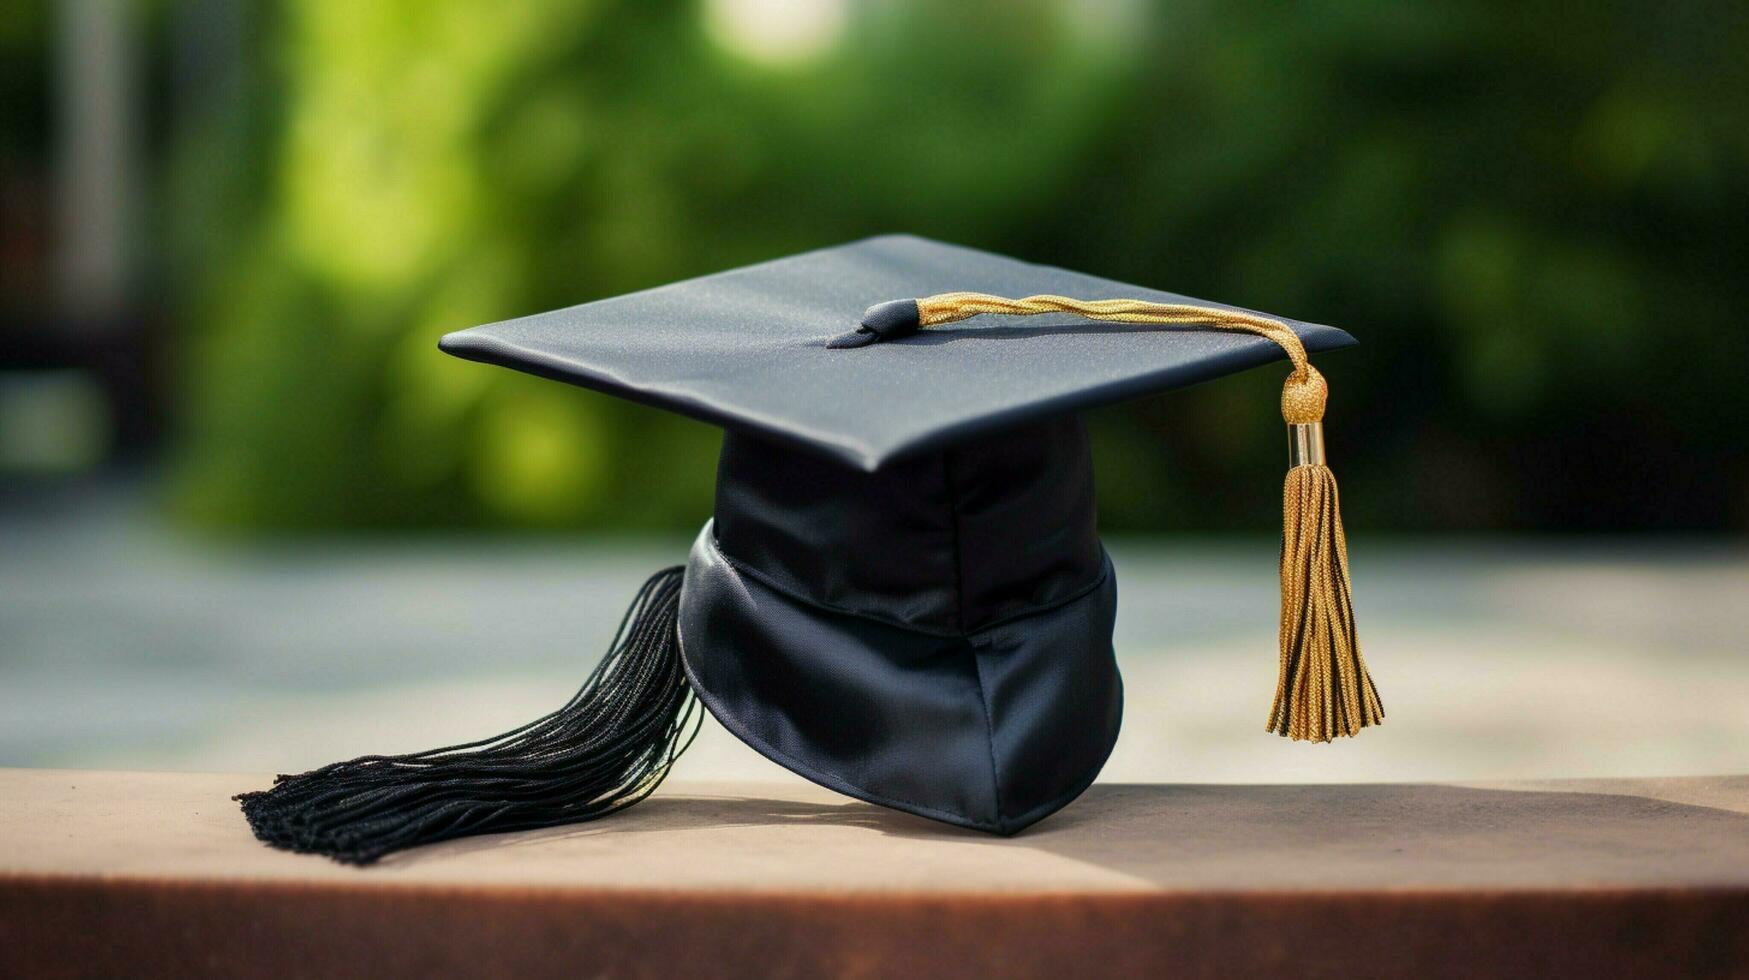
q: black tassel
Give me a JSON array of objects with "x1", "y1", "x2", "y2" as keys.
[{"x1": 236, "y1": 566, "x2": 698, "y2": 865}]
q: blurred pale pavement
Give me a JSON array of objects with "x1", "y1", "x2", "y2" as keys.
[{"x1": 4, "y1": 484, "x2": 1745, "y2": 786}]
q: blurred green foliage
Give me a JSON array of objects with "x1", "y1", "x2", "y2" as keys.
[{"x1": 162, "y1": 0, "x2": 1749, "y2": 532}]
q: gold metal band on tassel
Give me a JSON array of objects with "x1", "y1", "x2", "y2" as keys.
[{"x1": 1288, "y1": 422, "x2": 1325, "y2": 467}]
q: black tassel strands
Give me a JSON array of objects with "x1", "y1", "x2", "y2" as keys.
[{"x1": 236, "y1": 566, "x2": 698, "y2": 865}]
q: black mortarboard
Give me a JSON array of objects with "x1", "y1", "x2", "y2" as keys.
[
  {"x1": 238, "y1": 235, "x2": 1383, "y2": 863},
  {"x1": 435, "y1": 234, "x2": 1356, "y2": 471}
]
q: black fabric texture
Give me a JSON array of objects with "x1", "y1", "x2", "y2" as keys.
[
  {"x1": 678, "y1": 418, "x2": 1123, "y2": 834},
  {"x1": 711, "y1": 417, "x2": 1101, "y2": 635}
]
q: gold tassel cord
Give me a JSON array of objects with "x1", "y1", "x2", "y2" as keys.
[{"x1": 912, "y1": 292, "x2": 1383, "y2": 742}]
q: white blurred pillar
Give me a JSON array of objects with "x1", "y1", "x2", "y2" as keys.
[{"x1": 53, "y1": 0, "x2": 138, "y2": 327}]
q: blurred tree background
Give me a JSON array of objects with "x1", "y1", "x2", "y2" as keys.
[{"x1": 5, "y1": 0, "x2": 1747, "y2": 533}]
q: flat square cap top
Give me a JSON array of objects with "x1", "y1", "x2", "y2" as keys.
[{"x1": 440, "y1": 235, "x2": 1355, "y2": 470}]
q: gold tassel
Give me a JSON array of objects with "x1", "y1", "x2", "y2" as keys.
[
  {"x1": 851, "y1": 292, "x2": 1384, "y2": 741},
  {"x1": 1269, "y1": 368, "x2": 1382, "y2": 740}
]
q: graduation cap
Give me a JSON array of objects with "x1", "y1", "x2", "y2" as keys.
[{"x1": 237, "y1": 235, "x2": 1383, "y2": 863}]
